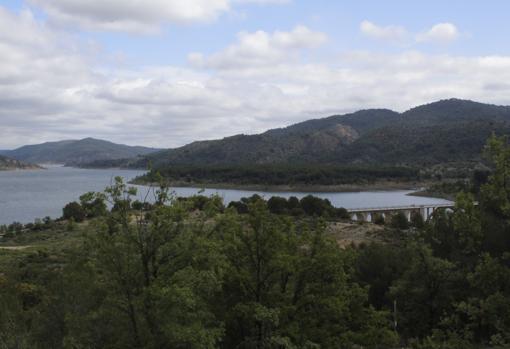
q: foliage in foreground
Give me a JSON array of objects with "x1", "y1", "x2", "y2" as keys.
[
  {"x1": 1, "y1": 135, "x2": 510, "y2": 348},
  {"x1": 0, "y1": 178, "x2": 396, "y2": 349}
]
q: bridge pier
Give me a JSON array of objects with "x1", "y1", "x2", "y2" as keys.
[
  {"x1": 351, "y1": 212, "x2": 368, "y2": 222},
  {"x1": 347, "y1": 203, "x2": 455, "y2": 224}
]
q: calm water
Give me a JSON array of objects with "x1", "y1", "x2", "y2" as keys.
[{"x1": 0, "y1": 166, "x2": 452, "y2": 225}]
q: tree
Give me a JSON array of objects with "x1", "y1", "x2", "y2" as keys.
[
  {"x1": 79, "y1": 192, "x2": 107, "y2": 218},
  {"x1": 389, "y1": 244, "x2": 458, "y2": 340},
  {"x1": 390, "y1": 212, "x2": 409, "y2": 230},
  {"x1": 372, "y1": 213, "x2": 385, "y2": 225},
  {"x1": 267, "y1": 196, "x2": 288, "y2": 215},
  {"x1": 411, "y1": 211, "x2": 425, "y2": 228},
  {"x1": 220, "y1": 201, "x2": 397, "y2": 348},
  {"x1": 62, "y1": 202, "x2": 86, "y2": 222},
  {"x1": 79, "y1": 177, "x2": 225, "y2": 348},
  {"x1": 480, "y1": 135, "x2": 510, "y2": 254},
  {"x1": 452, "y1": 192, "x2": 482, "y2": 257},
  {"x1": 299, "y1": 195, "x2": 332, "y2": 216}
]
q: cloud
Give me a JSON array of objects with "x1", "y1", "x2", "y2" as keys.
[
  {"x1": 189, "y1": 25, "x2": 327, "y2": 69},
  {"x1": 361, "y1": 20, "x2": 459, "y2": 45},
  {"x1": 1, "y1": 6, "x2": 509, "y2": 150},
  {"x1": 28, "y1": 0, "x2": 290, "y2": 33},
  {"x1": 29, "y1": 0, "x2": 231, "y2": 33},
  {"x1": 360, "y1": 20, "x2": 408, "y2": 42},
  {"x1": 416, "y1": 23, "x2": 459, "y2": 43}
]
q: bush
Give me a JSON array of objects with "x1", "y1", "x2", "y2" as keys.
[
  {"x1": 411, "y1": 212, "x2": 425, "y2": 228},
  {"x1": 372, "y1": 213, "x2": 385, "y2": 225},
  {"x1": 390, "y1": 212, "x2": 409, "y2": 230},
  {"x1": 228, "y1": 201, "x2": 249, "y2": 214},
  {"x1": 300, "y1": 195, "x2": 332, "y2": 216},
  {"x1": 334, "y1": 207, "x2": 350, "y2": 219},
  {"x1": 267, "y1": 197, "x2": 288, "y2": 215},
  {"x1": 62, "y1": 202, "x2": 86, "y2": 222},
  {"x1": 287, "y1": 196, "x2": 300, "y2": 210},
  {"x1": 79, "y1": 192, "x2": 107, "y2": 218}
]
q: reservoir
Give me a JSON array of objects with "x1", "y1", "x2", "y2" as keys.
[{"x1": 0, "y1": 166, "x2": 452, "y2": 225}]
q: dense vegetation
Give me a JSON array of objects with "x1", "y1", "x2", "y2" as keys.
[
  {"x1": 2, "y1": 135, "x2": 510, "y2": 348},
  {"x1": 137, "y1": 164, "x2": 420, "y2": 187}
]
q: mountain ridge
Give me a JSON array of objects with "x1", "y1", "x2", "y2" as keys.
[
  {"x1": 125, "y1": 98, "x2": 510, "y2": 169},
  {"x1": 2, "y1": 138, "x2": 161, "y2": 166},
  {"x1": 6, "y1": 99, "x2": 510, "y2": 170}
]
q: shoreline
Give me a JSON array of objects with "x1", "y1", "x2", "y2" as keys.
[
  {"x1": 0, "y1": 165, "x2": 45, "y2": 171},
  {"x1": 131, "y1": 179, "x2": 436, "y2": 194},
  {"x1": 408, "y1": 189, "x2": 456, "y2": 201}
]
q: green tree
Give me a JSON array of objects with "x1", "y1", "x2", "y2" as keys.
[
  {"x1": 299, "y1": 195, "x2": 332, "y2": 216},
  {"x1": 390, "y1": 212, "x2": 409, "y2": 230},
  {"x1": 79, "y1": 191, "x2": 107, "y2": 218},
  {"x1": 411, "y1": 211, "x2": 425, "y2": 228},
  {"x1": 480, "y1": 135, "x2": 510, "y2": 254},
  {"x1": 267, "y1": 196, "x2": 288, "y2": 215},
  {"x1": 389, "y1": 244, "x2": 458, "y2": 340},
  {"x1": 63, "y1": 178, "x2": 226, "y2": 348},
  {"x1": 62, "y1": 201, "x2": 86, "y2": 222},
  {"x1": 220, "y1": 201, "x2": 397, "y2": 348}
]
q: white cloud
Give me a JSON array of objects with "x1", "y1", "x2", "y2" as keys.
[
  {"x1": 361, "y1": 20, "x2": 460, "y2": 45},
  {"x1": 29, "y1": 0, "x2": 231, "y2": 33},
  {"x1": 416, "y1": 23, "x2": 459, "y2": 43},
  {"x1": 28, "y1": 0, "x2": 291, "y2": 33},
  {"x1": 360, "y1": 20, "x2": 408, "y2": 42},
  {"x1": 189, "y1": 25, "x2": 327, "y2": 69},
  {"x1": 1, "y1": 6, "x2": 509, "y2": 150}
]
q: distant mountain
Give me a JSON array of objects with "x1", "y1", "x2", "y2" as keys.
[
  {"x1": 0, "y1": 155, "x2": 41, "y2": 170},
  {"x1": 123, "y1": 109, "x2": 401, "y2": 168},
  {"x1": 3, "y1": 138, "x2": 160, "y2": 166},
  {"x1": 127, "y1": 99, "x2": 508, "y2": 169}
]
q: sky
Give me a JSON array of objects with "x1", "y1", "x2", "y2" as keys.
[{"x1": 2, "y1": 0, "x2": 510, "y2": 148}]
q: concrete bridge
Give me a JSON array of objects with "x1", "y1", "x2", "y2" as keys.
[{"x1": 347, "y1": 203, "x2": 455, "y2": 222}]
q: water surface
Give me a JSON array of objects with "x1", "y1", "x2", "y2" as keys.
[{"x1": 0, "y1": 166, "x2": 452, "y2": 225}]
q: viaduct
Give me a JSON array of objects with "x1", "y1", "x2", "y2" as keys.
[{"x1": 347, "y1": 203, "x2": 455, "y2": 222}]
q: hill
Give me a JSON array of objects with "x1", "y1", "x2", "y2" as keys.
[
  {"x1": 3, "y1": 138, "x2": 160, "y2": 166},
  {"x1": 0, "y1": 155, "x2": 41, "y2": 170},
  {"x1": 124, "y1": 99, "x2": 509, "y2": 170}
]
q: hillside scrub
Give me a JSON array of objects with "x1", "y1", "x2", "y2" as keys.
[{"x1": 1, "y1": 136, "x2": 510, "y2": 348}]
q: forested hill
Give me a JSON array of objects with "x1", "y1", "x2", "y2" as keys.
[
  {"x1": 112, "y1": 99, "x2": 510, "y2": 169},
  {"x1": 2, "y1": 138, "x2": 160, "y2": 166},
  {"x1": 0, "y1": 155, "x2": 41, "y2": 170}
]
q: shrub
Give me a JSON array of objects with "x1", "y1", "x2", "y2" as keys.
[
  {"x1": 228, "y1": 201, "x2": 249, "y2": 214},
  {"x1": 411, "y1": 212, "x2": 425, "y2": 228},
  {"x1": 300, "y1": 195, "x2": 332, "y2": 216},
  {"x1": 390, "y1": 212, "x2": 409, "y2": 230},
  {"x1": 372, "y1": 213, "x2": 385, "y2": 225},
  {"x1": 62, "y1": 202, "x2": 86, "y2": 222},
  {"x1": 267, "y1": 196, "x2": 288, "y2": 215},
  {"x1": 334, "y1": 207, "x2": 350, "y2": 219}
]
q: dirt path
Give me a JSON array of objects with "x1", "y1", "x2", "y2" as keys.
[{"x1": 0, "y1": 246, "x2": 32, "y2": 250}]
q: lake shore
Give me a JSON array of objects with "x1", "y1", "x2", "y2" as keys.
[
  {"x1": 408, "y1": 189, "x2": 456, "y2": 201},
  {"x1": 131, "y1": 179, "x2": 437, "y2": 193}
]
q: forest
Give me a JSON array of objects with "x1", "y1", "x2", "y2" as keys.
[
  {"x1": 136, "y1": 164, "x2": 420, "y2": 187},
  {"x1": 0, "y1": 135, "x2": 510, "y2": 348}
]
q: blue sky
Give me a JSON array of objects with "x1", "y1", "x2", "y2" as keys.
[
  {"x1": 1, "y1": 0, "x2": 510, "y2": 148},
  {"x1": 7, "y1": 0, "x2": 510, "y2": 65}
]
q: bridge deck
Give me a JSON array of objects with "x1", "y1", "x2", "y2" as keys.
[{"x1": 347, "y1": 203, "x2": 454, "y2": 213}]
